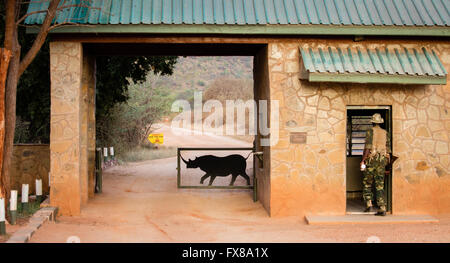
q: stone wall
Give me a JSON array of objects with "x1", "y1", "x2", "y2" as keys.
[
  {"x1": 267, "y1": 39, "x2": 450, "y2": 216},
  {"x1": 10, "y1": 144, "x2": 50, "y2": 195}
]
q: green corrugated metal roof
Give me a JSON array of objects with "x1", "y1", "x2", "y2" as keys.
[
  {"x1": 299, "y1": 45, "x2": 447, "y2": 84},
  {"x1": 24, "y1": 0, "x2": 450, "y2": 36}
]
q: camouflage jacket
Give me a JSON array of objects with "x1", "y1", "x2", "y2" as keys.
[{"x1": 364, "y1": 126, "x2": 391, "y2": 158}]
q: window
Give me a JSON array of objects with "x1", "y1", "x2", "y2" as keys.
[
  {"x1": 347, "y1": 115, "x2": 372, "y2": 156},
  {"x1": 346, "y1": 107, "x2": 390, "y2": 157}
]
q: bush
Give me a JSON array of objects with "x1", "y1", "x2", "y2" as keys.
[
  {"x1": 203, "y1": 78, "x2": 253, "y2": 102},
  {"x1": 96, "y1": 76, "x2": 173, "y2": 154},
  {"x1": 202, "y1": 78, "x2": 254, "y2": 138}
]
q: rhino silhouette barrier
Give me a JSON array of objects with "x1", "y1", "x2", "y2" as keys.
[{"x1": 177, "y1": 147, "x2": 257, "y2": 202}]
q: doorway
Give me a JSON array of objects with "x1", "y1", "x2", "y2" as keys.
[{"x1": 346, "y1": 106, "x2": 392, "y2": 214}]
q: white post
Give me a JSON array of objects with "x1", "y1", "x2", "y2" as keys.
[
  {"x1": 10, "y1": 190, "x2": 17, "y2": 211},
  {"x1": 0, "y1": 198, "x2": 5, "y2": 221},
  {"x1": 9, "y1": 190, "x2": 17, "y2": 225},
  {"x1": 21, "y1": 184, "x2": 29, "y2": 203},
  {"x1": 36, "y1": 179, "x2": 42, "y2": 196},
  {"x1": 48, "y1": 172, "x2": 51, "y2": 187},
  {"x1": 0, "y1": 198, "x2": 6, "y2": 234},
  {"x1": 103, "y1": 147, "x2": 108, "y2": 157},
  {"x1": 22, "y1": 184, "x2": 29, "y2": 215},
  {"x1": 109, "y1": 146, "x2": 115, "y2": 162},
  {"x1": 36, "y1": 179, "x2": 43, "y2": 203}
]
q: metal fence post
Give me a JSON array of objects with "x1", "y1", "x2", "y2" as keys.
[
  {"x1": 177, "y1": 148, "x2": 181, "y2": 188},
  {"x1": 95, "y1": 148, "x2": 103, "y2": 193}
]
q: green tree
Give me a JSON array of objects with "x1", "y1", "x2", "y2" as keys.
[
  {"x1": 97, "y1": 76, "x2": 174, "y2": 152},
  {"x1": 95, "y1": 56, "x2": 177, "y2": 120},
  {"x1": 1, "y1": 0, "x2": 96, "y2": 201},
  {"x1": 0, "y1": 1, "x2": 177, "y2": 203},
  {"x1": 15, "y1": 42, "x2": 177, "y2": 143}
]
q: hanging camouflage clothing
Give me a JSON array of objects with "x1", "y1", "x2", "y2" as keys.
[{"x1": 363, "y1": 125, "x2": 391, "y2": 211}]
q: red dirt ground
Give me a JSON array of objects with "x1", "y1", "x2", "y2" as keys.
[{"x1": 0, "y1": 217, "x2": 30, "y2": 243}]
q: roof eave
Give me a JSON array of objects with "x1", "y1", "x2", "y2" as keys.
[
  {"x1": 25, "y1": 24, "x2": 450, "y2": 37},
  {"x1": 307, "y1": 72, "x2": 447, "y2": 85}
]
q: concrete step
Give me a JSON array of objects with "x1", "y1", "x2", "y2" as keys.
[
  {"x1": 305, "y1": 214, "x2": 439, "y2": 225},
  {"x1": 6, "y1": 206, "x2": 58, "y2": 243}
]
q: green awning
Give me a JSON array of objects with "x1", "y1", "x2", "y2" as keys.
[{"x1": 299, "y1": 45, "x2": 447, "y2": 85}]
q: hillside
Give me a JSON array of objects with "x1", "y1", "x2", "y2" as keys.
[
  {"x1": 151, "y1": 56, "x2": 254, "y2": 101},
  {"x1": 96, "y1": 56, "x2": 256, "y2": 161}
]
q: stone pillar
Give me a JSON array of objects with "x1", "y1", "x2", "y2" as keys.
[
  {"x1": 49, "y1": 42, "x2": 90, "y2": 216},
  {"x1": 253, "y1": 46, "x2": 271, "y2": 214},
  {"x1": 80, "y1": 50, "x2": 96, "y2": 203},
  {"x1": 80, "y1": 52, "x2": 89, "y2": 205},
  {"x1": 85, "y1": 54, "x2": 96, "y2": 198}
]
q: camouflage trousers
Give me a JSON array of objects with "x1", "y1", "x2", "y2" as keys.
[{"x1": 362, "y1": 155, "x2": 388, "y2": 207}]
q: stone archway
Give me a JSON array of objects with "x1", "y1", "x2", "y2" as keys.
[{"x1": 49, "y1": 41, "x2": 272, "y2": 216}]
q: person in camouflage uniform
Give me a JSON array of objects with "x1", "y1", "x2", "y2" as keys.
[{"x1": 360, "y1": 113, "x2": 391, "y2": 216}]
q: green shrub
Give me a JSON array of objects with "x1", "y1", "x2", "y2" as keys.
[{"x1": 96, "y1": 76, "x2": 173, "y2": 153}]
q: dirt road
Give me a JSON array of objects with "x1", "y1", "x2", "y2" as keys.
[
  {"x1": 150, "y1": 123, "x2": 253, "y2": 148},
  {"x1": 29, "y1": 125, "x2": 450, "y2": 243}
]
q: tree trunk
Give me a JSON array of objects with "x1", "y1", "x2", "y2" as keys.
[
  {"x1": 0, "y1": 49, "x2": 11, "y2": 200},
  {"x1": 1, "y1": 0, "x2": 58, "y2": 206},
  {"x1": 2, "y1": 34, "x2": 20, "y2": 204},
  {"x1": 1, "y1": 0, "x2": 19, "y2": 205}
]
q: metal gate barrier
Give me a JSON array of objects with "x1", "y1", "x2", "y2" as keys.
[{"x1": 177, "y1": 147, "x2": 257, "y2": 202}]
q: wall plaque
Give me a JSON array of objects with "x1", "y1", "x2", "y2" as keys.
[{"x1": 290, "y1": 132, "x2": 307, "y2": 144}]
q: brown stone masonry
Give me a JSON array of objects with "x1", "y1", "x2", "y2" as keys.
[{"x1": 268, "y1": 40, "x2": 449, "y2": 217}]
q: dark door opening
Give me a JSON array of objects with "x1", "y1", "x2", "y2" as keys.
[{"x1": 346, "y1": 106, "x2": 392, "y2": 214}]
